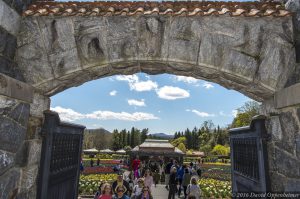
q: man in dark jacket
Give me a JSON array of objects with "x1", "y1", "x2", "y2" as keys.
[{"x1": 164, "y1": 159, "x2": 174, "y2": 190}]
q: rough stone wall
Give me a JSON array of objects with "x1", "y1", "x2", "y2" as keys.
[
  {"x1": 260, "y1": 99, "x2": 300, "y2": 192},
  {"x1": 0, "y1": 95, "x2": 29, "y2": 198},
  {"x1": 0, "y1": 0, "x2": 298, "y2": 198},
  {"x1": 0, "y1": 0, "x2": 25, "y2": 82},
  {"x1": 0, "y1": 94, "x2": 45, "y2": 199},
  {"x1": 0, "y1": 0, "x2": 45, "y2": 198},
  {"x1": 285, "y1": 0, "x2": 300, "y2": 86},
  {"x1": 16, "y1": 15, "x2": 295, "y2": 101}
]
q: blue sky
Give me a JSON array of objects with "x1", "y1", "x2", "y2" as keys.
[{"x1": 50, "y1": 73, "x2": 251, "y2": 134}]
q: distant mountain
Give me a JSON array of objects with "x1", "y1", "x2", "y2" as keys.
[
  {"x1": 83, "y1": 128, "x2": 112, "y2": 150},
  {"x1": 149, "y1": 133, "x2": 174, "y2": 139},
  {"x1": 85, "y1": 128, "x2": 111, "y2": 134}
]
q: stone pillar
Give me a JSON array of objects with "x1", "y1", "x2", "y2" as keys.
[
  {"x1": 0, "y1": 74, "x2": 33, "y2": 198},
  {"x1": 260, "y1": 83, "x2": 300, "y2": 192},
  {"x1": 0, "y1": 74, "x2": 50, "y2": 198},
  {"x1": 0, "y1": 0, "x2": 49, "y2": 197},
  {"x1": 16, "y1": 94, "x2": 50, "y2": 198}
]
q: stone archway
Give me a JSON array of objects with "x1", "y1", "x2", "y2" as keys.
[
  {"x1": 0, "y1": 0, "x2": 300, "y2": 198},
  {"x1": 17, "y1": 3, "x2": 294, "y2": 101}
]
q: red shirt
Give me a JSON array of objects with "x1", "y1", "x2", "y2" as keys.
[
  {"x1": 98, "y1": 195, "x2": 112, "y2": 199},
  {"x1": 132, "y1": 159, "x2": 140, "y2": 170}
]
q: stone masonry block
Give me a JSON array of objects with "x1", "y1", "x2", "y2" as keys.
[
  {"x1": 30, "y1": 93, "x2": 50, "y2": 117},
  {"x1": 0, "y1": 150, "x2": 14, "y2": 176},
  {"x1": 278, "y1": 111, "x2": 298, "y2": 154},
  {"x1": 274, "y1": 147, "x2": 300, "y2": 178},
  {"x1": 26, "y1": 139, "x2": 41, "y2": 166},
  {"x1": 0, "y1": 168, "x2": 20, "y2": 199},
  {"x1": 0, "y1": 0, "x2": 20, "y2": 36},
  {"x1": 0, "y1": 26, "x2": 17, "y2": 59},
  {"x1": 0, "y1": 73, "x2": 33, "y2": 103},
  {"x1": 0, "y1": 115, "x2": 26, "y2": 153}
]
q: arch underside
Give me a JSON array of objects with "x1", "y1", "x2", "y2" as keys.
[{"x1": 16, "y1": 15, "x2": 295, "y2": 101}]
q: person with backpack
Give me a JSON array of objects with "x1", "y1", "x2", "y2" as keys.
[{"x1": 186, "y1": 177, "x2": 201, "y2": 199}]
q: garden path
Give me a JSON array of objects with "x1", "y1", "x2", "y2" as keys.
[{"x1": 151, "y1": 184, "x2": 182, "y2": 199}]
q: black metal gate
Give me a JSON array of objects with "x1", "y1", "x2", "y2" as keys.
[
  {"x1": 37, "y1": 111, "x2": 85, "y2": 199},
  {"x1": 229, "y1": 116, "x2": 270, "y2": 197}
]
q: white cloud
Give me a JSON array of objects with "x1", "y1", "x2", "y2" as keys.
[
  {"x1": 232, "y1": 110, "x2": 238, "y2": 117},
  {"x1": 109, "y1": 90, "x2": 117, "y2": 96},
  {"x1": 115, "y1": 75, "x2": 158, "y2": 92},
  {"x1": 186, "y1": 109, "x2": 215, "y2": 117},
  {"x1": 50, "y1": 106, "x2": 85, "y2": 122},
  {"x1": 128, "y1": 99, "x2": 146, "y2": 107},
  {"x1": 202, "y1": 82, "x2": 214, "y2": 89},
  {"x1": 219, "y1": 110, "x2": 237, "y2": 117},
  {"x1": 130, "y1": 80, "x2": 158, "y2": 92},
  {"x1": 91, "y1": 124, "x2": 103, "y2": 128},
  {"x1": 219, "y1": 111, "x2": 226, "y2": 116},
  {"x1": 86, "y1": 111, "x2": 159, "y2": 121},
  {"x1": 156, "y1": 86, "x2": 190, "y2": 100},
  {"x1": 50, "y1": 106, "x2": 159, "y2": 122},
  {"x1": 175, "y1": 76, "x2": 198, "y2": 84}
]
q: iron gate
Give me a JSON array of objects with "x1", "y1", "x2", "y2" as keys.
[
  {"x1": 229, "y1": 116, "x2": 270, "y2": 197},
  {"x1": 37, "y1": 111, "x2": 85, "y2": 199}
]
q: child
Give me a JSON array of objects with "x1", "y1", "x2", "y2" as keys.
[
  {"x1": 187, "y1": 177, "x2": 201, "y2": 199},
  {"x1": 143, "y1": 169, "x2": 154, "y2": 191},
  {"x1": 153, "y1": 169, "x2": 160, "y2": 187}
]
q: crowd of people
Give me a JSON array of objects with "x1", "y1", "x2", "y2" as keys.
[{"x1": 93, "y1": 156, "x2": 202, "y2": 199}]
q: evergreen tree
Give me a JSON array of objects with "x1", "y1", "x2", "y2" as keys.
[
  {"x1": 141, "y1": 128, "x2": 148, "y2": 143},
  {"x1": 192, "y1": 127, "x2": 200, "y2": 150},
  {"x1": 130, "y1": 127, "x2": 135, "y2": 148},
  {"x1": 185, "y1": 128, "x2": 192, "y2": 149},
  {"x1": 120, "y1": 129, "x2": 127, "y2": 147},
  {"x1": 112, "y1": 129, "x2": 121, "y2": 151}
]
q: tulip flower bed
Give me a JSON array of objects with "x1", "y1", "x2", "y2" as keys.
[
  {"x1": 201, "y1": 163, "x2": 231, "y2": 181},
  {"x1": 83, "y1": 166, "x2": 114, "y2": 174},
  {"x1": 199, "y1": 178, "x2": 231, "y2": 198},
  {"x1": 82, "y1": 159, "x2": 123, "y2": 167},
  {"x1": 79, "y1": 174, "x2": 117, "y2": 195}
]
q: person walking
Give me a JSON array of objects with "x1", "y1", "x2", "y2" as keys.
[
  {"x1": 132, "y1": 156, "x2": 141, "y2": 180},
  {"x1": 164, "y1": 159, "x2": 173, "y2": 190},
  {"x1": 144, "y1": 169, "x2": 154, "y2": 191},
  {"x1": 168, "y1": 166, "x2": 178, "y2": 199},
  {"x1": 182, "y1": 168, "x2": 191, "y2": 199},
  {"x1": 153, "y1": 169, "x2": 160, "y2": 187},
  {"x1": 90, "y1": 158, "x2": 94, "y2": 167},
  {"x1": 186, "y1": 177, "x2": 201, "y2": 199},
  {"x1": 176, "y1": 164, "x2": 185, "y2": 197}
]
